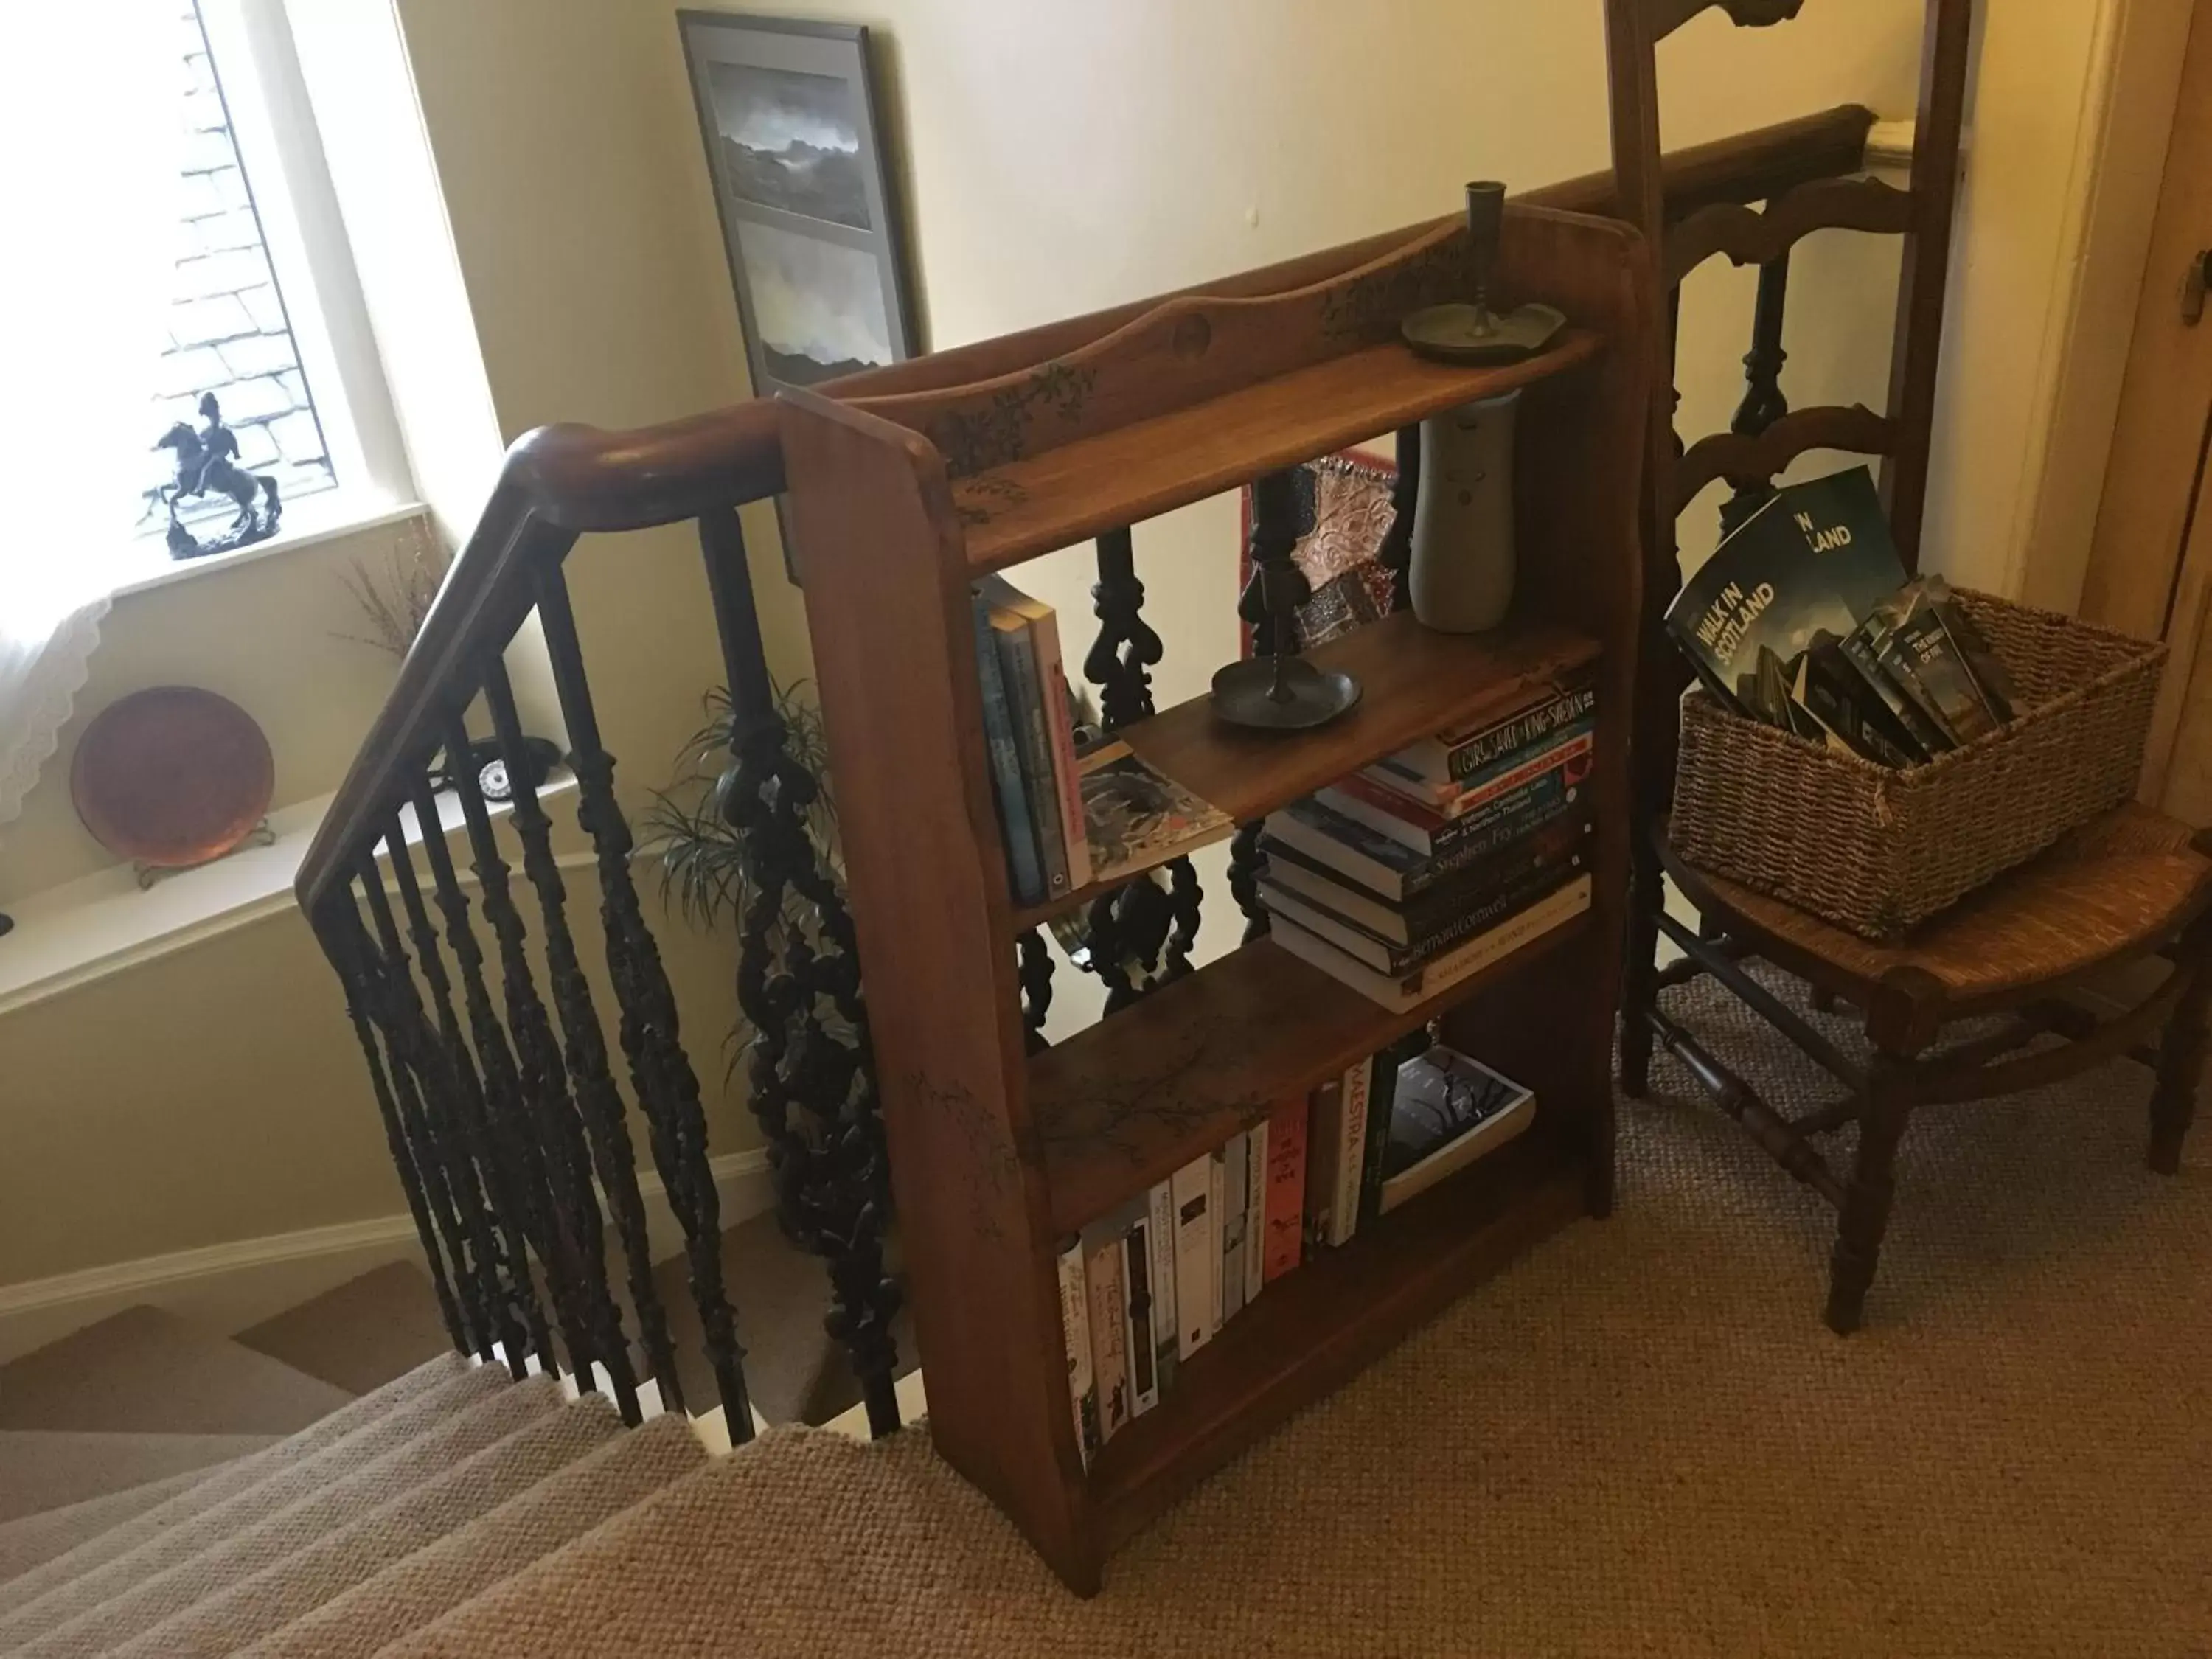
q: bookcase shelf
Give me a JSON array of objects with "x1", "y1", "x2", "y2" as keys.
[
  {"x1": 1033, "y1": 917, "x2": 1593, "y2": 1235},
  {"x1": 1010, "y1": 611, "x2": 1601, "y2": 934},
  {"x1": 779, "y1": 202, "x2": 1656, "y2": 1596},
  {"x1": 950, "y1": 330, "x2": 1605, "y2": 573},
  {"x1": 1087, "y1": 1124, "x2": 1585, "y2": 1552}
]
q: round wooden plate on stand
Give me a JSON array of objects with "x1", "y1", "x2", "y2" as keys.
[{"x1": 71, "y1": 686, "x2": 275, "y2": 871}]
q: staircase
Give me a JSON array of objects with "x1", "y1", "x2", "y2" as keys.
[{"x1": 0, "y1": 1267, "x2": 923, "y2": 1658}]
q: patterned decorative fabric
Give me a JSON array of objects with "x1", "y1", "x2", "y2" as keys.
[{"x1": 1239, "y1": 451, "x2": 1399, "y2": 653}]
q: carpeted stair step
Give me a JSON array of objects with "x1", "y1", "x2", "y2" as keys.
[
  {"x1": 0, "y1": 1373, "x2": 559, "y2": 1655},
  {"x1": 0, "y1": 1352, "x2": 479, "y2": 1622},
  {"x1": 99, "y1": 1391, "x2": 627, "y2": 1659},
  {"x1": 380, "y1": 1427, "x2": 1001, "y2": 1658},
  {"x1": 0, "y1": 1429, "x2": 277, "y2": 1523},
  {"x1": 234, "y1": 1265, "x2": 453, "y2": 1397},
  {"x1": 0, "y1": 1467, "x2": 218, "y2": 1586},
  {"x1": 234, "y1": 1414, "x2": 706, "y2": 1659},
  {"x1": 0, "y1": 1307, "x2": 355, "y2": 1436}
]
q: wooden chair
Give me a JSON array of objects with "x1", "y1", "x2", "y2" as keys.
[{"x1": 1604, "y1": 0, "x2": 2212, "y2": 1333}]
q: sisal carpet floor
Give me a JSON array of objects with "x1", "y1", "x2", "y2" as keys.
[{"x1": 393, "y1": 975, "x2": 2212, "y2": 1658}]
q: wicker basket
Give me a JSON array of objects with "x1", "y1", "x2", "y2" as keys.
[{"x1": 1670, "y1": 591, "x2": 2165, "y2": 941}]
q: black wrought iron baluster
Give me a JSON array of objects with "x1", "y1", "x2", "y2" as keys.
[
  {"x1": 413, "y1": 779, "x2": 554, "y2": 1380},
  {"x1": 542, "y1": 557, "x2": 759, "y2": 1431},
  {"x1": 317, "y1": 892, "x2": 470, "y2": 1354},
  {"x1": 1375, "y1": 425, "x2": 1421, "y2": 613},
  {"x1": 476, "y1": 664, "x2": 648, "y2": 1425},
  {"x1": 1228, "y1": 470, "x2": 1310, "y2": 942},
  {"x1": 1722, "y1": 251, "x2": 1791, "y2": 536},
  {"x1": 384, "y1": 820, "x2": 515, "y2": 1368},
  {"x1": 1017, "y1": 929, "x2": 1054, "y2": 1055},
  {"x1": 698, "y1": 508, "x2": 897, "y2": 1437},
  {"x1": 355, "y1": 860, "x2": 491, "y2": 1359},
  {"x1": 445, "y1": 709, "x2": 603, "y2": 1391}
]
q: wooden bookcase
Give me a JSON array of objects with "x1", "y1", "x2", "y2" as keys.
[{"x1": 778, "y1": 204, "x2": 1656, "y2": 1594}]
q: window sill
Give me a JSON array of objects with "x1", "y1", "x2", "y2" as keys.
[
  {"x1": 0, "y1": 771, "x2": 577, "y2": 1020},
  {"x1": 107, "y1": 496, "x2": 429, "y2": 604}
]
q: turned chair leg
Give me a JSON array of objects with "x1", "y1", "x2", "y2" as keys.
[
  {"x1": 1825, "y1": 1060, "x2": 1913, "y2": 1336},
  {"x1": 1809, "y1": 987, "x2": 1838, "y2": 1013},
  {"x1": 1619, "y1": 835, "x2": 1663, "y2": 1099},
  {"x1": 2149, "y1": 945, "x2": 2212, "y2": 1176}
]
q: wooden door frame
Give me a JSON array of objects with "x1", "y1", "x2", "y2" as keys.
[{"x1": 2078, "y1": 0, "x2": 2212, "y2": 803}]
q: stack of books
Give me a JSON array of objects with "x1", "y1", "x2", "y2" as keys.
[
  {"x1": 973, "y1": 576, "x2": 1231, "y2": 908},
  {"x1": 1057, "y1": 1040, "x2": 1535, "y2": 1464},
  {"x1": 1256, "y1": 676, "x2": 1600, "y2": 1012}
]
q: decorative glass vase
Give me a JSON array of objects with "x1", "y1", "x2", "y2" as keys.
[{"x1": 1408, "y1": 389, "x2": 1521, "y2": 633}]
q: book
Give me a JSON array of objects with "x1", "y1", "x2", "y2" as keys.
[
  {"x1": 1375, "y1": 678, "x2": 1600, "y2": 791},
  {"x1": 1304, "y1": 1077, "x2": 1346, "y2": 1250},
  {"x1": 1664, "y1": 467, "x2": 1909, "y2": 718},
  {"x1": 1170, "y1": 1154, "x2": 1216, "y2": 1359},
  {"x1": 1262, "y1": 848, "x2": 1587, "y2": 976},
  {"x1": 973, "y1": 591, "x2": 1046, "y2": 907},
  {"x1": 1362, "y1": 716, "x2": 1597, "y2": 818},
  {"x1": 1318, "y1": 731, "x2": 1595, "y2": 857},
  {"x1": 1262, "y1": 812, "x2": 1592, "y2": 947},
  {"x1": 1264, "y1": 776, "x2": 1579, "y2": 904},
  {"x1": 1329, "y1": 1055, "x2": 1374, "y2": 1248},
  {"x1": 984, "y1": 597, "x2": 1071, "y2": 897},
  {"x1": 1207, "y1": 1150, "x2": 1228, "y2": 1333},
  {"x1": 1121, "y1": 1217, "x2": 1160, "y2": 1417},
  {"x1": 1145, "y1": 1179, "x2": 1180, "y2": 1394},
  {"x1": 1082, "y1": 1213, "x2": 1132, "y2": 1439},
  {"x1": 1078, "y1": 741, "x2": 1234, "y2": 886},
  {"x1": 1791, "y1": 630, "x2": 1927, "y2": 768},
  {"x1": 1262, "y1": 1096, "x2": 1307, "y2": 1284},
  {"x1": 1358, "y1": 1032, "x2": 1433, "y2": 1228},
  {"x1": 981, "y1": 577, "x2": 1093, "y2": 888},
  {"x1": 1270, "y1": 872, "x2": 1595, "y2": 1014},
  {"x1": 1218, "y1": 1135, "x2": 1248, "y2": 1324},
  {"x1": 1841, "y1": 617, "x2": 1955, "y2": 757},
  {"x1": 1866, "y1": 575, "x2": 2017, "y2": 747},
  {"x1": 1373, "y1": 1047, "x2": 1536, "y2": 1215},
  {"x1": 1054, "y1": 1236, "x2": 1099, "y2": 1465},
  {"x1": 1242, "y1": 1120, "x2": 1268, "y2": 1307}
]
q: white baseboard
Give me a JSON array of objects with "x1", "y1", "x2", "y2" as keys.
[{"x1": 0, "y1": 1149, "x2": 773, "y2": 1366}]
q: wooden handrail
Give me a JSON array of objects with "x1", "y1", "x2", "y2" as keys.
[{"x1": 297, "y1": 103, "x2": 1875, "y2": 914}]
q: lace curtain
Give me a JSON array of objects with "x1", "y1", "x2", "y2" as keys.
[{"x1": 0, "y1": 7, "x2": 183, "y2": 841}]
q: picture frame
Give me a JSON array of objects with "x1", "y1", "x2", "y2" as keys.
[{"x1": 678, "y1": 13, "x2": 919, "y2": 403}]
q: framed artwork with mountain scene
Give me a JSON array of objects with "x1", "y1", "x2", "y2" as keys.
[{"x1": 680, "y1": 13, "x2": 917, "y2": 394}]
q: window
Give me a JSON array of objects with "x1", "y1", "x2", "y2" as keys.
[{"x1": 148, "y1": 0, "x2": 339, "y2": 549}]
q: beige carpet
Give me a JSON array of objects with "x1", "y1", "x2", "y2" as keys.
[
  {"x1": 389, "y1": 975, "x2": 2212, "y2": 1658},
  {"x1": 236, "y1": 1265, "x2": 455, "y2": 1397}
]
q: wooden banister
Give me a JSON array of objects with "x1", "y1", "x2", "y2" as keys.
[{"x1": 298, "y1": 102, "x2": 1877, "y2": 915}]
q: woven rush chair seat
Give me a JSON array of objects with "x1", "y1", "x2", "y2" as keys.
[{"x1": 1659, "y1": 804, "x2": 2212, "y2": 1012}]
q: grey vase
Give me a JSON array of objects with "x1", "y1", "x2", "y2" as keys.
[{"x1": 1408, "y1": 389, "x2": 1521, "y2": 633}]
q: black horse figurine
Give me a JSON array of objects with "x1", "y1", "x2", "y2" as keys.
[{"x1": 155, "y1": 393, "x2": 282, "y2": 560}]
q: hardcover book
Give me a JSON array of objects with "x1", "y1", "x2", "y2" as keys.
[
  {"x1": 1262, "y1": 812, "x2": 1593, "y2": 947},
  {"x1": 1262, "y1": 1096, "x2": 1307, "y2": 1284},
  {"x1": 1078, "y1": 742, "x2": 1234, "y2": 886},
  {"x1": 1263, "y1": 775, "x2": 1579, "y2": 903},
  {"x1": 1270, "y1": 872, "x2": 1595, "y2": 1015},
  {"x1": 1262, "y1": 852, "x2": 1585, "y2": 977},
  {"x1": 982, "y1": 596, "x2": 1071, "y2": 897},
  {"x1": 1374, "y1": 1048, "x2": 1536, "y2": 1216},
  {"x1": 1358, "y1": 1031, "x2": 1433, "y2": 1228},
  {"x1": 1664, "y1": 467, "x2": 1908, "y2": 718},
  {"x1": 979, "y1": 575, "x2": 1093, "y2": 888},
  {"x1": 1377, "y1": 678, "x2": 1600, "y2": 791},
  {"x1": 973, "y1": 591, "x2": 1046, "y2": 906}
]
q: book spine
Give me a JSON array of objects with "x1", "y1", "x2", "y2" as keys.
[
  {"x1": 1218, "y1": 1135, "x2": 1248, "y2": 1324},
  {"x1": 1170, "y1": 1155, "x2": 1216, "y2": 1359},
  {"x1": 1055, "y1": 1236, "x2": 1099, "y2": 1466},
  {"x1": 1443, "y1": 684, "x2": 1598, "y2": 780},
  {"x1": 1329, "y1": 1058, "x2": 1372, "y2": 1248},
  {"x1": 1084, "y1": 1229, "x2": 1130, "y2": 1440},
  {"x1": 974, "y1": 595, "x2": 1046, "y2": 906},
  {"x1": 1262, "y1": 1096, "x2": 1307, "y2": 1283},
  {"x1": 1304, "y1": 1079, "x2": 1343, "y2": 1249},
  {"x1": 1242, "y1": 1121, "x2": 1267, "y2": 1307},
  {"x1": 1325, "y1": 737, "x2": 1587, "y2": 855},
  {"x1": 1383, "y1": 855, "x2": 1587, "y2": 975},
  {"x1": 1146, "y1": 1179, "x2": 1179, "y2": 1394},
  {"x1": 1029, "y1": 609, "x2": 1094, "y2": 890},
  {"x1": 1208, "y1": 1150, "x2": 1228, "y2": 1330},
  {"x1": 1121, "y1": 1220, "x2": 1159, "y2": 1417},
  {"x1": 1394, "y1": 815, "x2": 1590, "y2": 941},
  {"x1": 996, "y1": 616, "x2": 1071, "y2": 896},
  {"x1": 1358, "y1": 1037, "x2": 1417, "y2": 1228},
  {"x1": 1401, "y1": 774, "x2": 1576, "y2": 895}
]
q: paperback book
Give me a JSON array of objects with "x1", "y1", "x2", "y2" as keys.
[
  {"x1": 1079, "y1": 742, "x2": 1234, "y2": 887},
  {"x1": 1376, "y1": 677, "x2": 1599, "y2": 793},
  {"x1": 1263, "y1": 774, "x2": 1580, "y2": 904},
  {"x1": 1318, "y1": 728, "x2": 1595, "y2": 858}
]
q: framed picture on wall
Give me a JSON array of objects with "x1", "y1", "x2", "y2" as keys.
[{"x1": 678, "y1": 13, "x2": 918, "y2": 400}]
